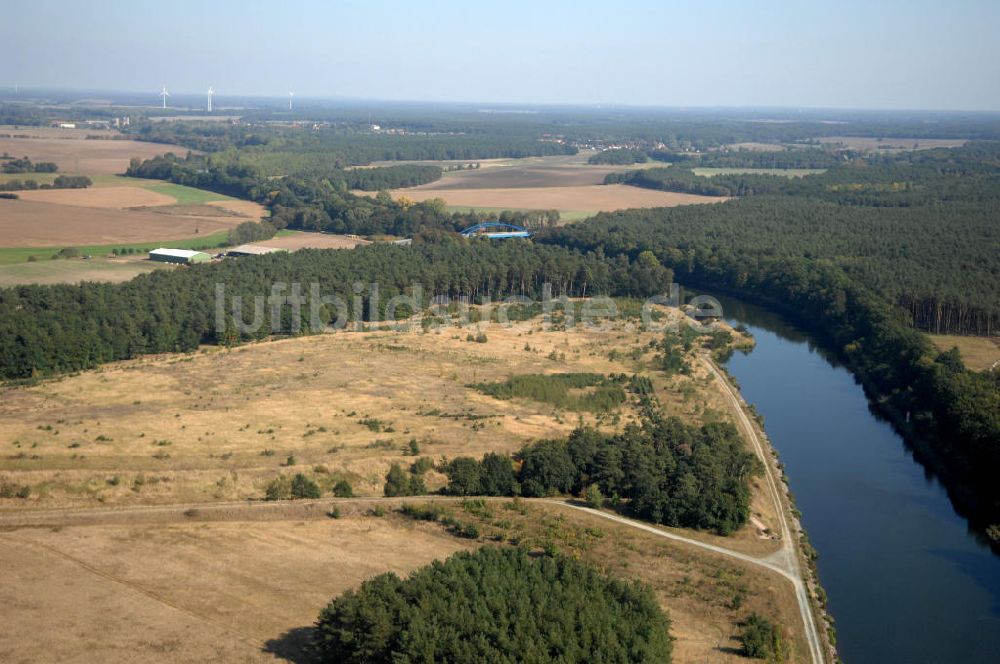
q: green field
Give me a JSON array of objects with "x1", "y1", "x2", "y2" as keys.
[
  {"x1": 691, "y1": 167, "x2": 826, "y2": 178},
  {"x1": 145, "y1": 182, "x2": 236, "y2": 204}
]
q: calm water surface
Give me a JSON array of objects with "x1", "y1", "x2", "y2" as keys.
[{"x1": 716, "y1": 295, "x2": 1000, "y2": 664}]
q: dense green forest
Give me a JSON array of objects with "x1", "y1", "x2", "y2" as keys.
[
  {"x1": 602, "y1": 143, "x2": 1000, "y2": 335},
  {"x1": 314, "y1": 546, "x2": 672, "y2": 663}
]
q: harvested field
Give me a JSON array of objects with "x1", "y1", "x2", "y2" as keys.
[
  {"x1": 0, "y1": 199, "x2": 247, "y2": 246},
  {"x1": 16, "y1": 185, "x2": 177, "y2": 209},
  {"x1": 0, "y1": 134, "x2": 185, "y2": 174},
  {"x1": 390, "y1": 184, "x2": 726, "y2": 213},
  {"x1": 394, "y1": 152, "x2": 655, "y2": 190},
  {"x1": 247, "y1": 231, "x2": 370, "y2": 251},
  {"x1": 0, "y1": 514, "x2": 471, "y2": 663}
]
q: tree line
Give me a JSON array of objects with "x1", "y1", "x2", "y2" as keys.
[{"x1": 0, "y1": 240, "x2": 671, "y2": 380}]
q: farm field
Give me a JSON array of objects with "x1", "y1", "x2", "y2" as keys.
[
  {"x1": 928, "y1": 334, "x2": 1000, "y2": 372},
  {"x1": 0, "y1": 126, "x2": 186, "y2": 174},
  {"x1": 391, "y1": 183, "x2": 726, "y2": 214},
  {"x1": 0, "y1": 255, "x2": 162, "y2": 287},
  {"x1": 380, "y1": 152, "x2": 724, "y2": 217},
  {"x1": 0, "y1": 198, "x2": 253, "y2": 247}
]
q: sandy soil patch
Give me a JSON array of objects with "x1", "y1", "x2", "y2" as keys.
[
  {"x1": 206, "y1": 199, "x2": 267, "y2": 219},
  {"x1": 0, "y1": 199, "x2": 245, "y2": 246},
  {"x1": 390, "y1": 184, "x2": 726, "y2": 212},
  {"x1": 16, "y1": 185, "x2": 177, "y2": 209},
  {"x1": 251, "y1": 232, "x2": 371, "y2": 250}
]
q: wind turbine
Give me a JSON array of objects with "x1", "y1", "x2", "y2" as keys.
[
  {"x1": 207, "y1": 87, "x2": 214, "y2": 112},
  {"x1": 159, "y1": 85, "x2": 170, "y2": 109},
  {"x1": 288, "y1": 91, "x2": 294, "y2": 111}
]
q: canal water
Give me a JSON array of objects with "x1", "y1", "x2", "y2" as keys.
[{"x1": 715, "y1": 295, "x2": 1000, "y2": 664}]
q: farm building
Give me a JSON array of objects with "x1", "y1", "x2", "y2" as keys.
[
  {"x1": 149, "y1": 248, "x2": 212, "y2": 264},
  {"x1": 227, "y1": 244, "x2": 286, "y2": 257}
]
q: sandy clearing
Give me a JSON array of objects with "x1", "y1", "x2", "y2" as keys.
[
  {"x1": 16, "y1": 185, "x2": 177, "y2": 209},
  {"x1": 0, "y1": 199, "x2": 246, "y2": 246},
  {"x1": 389, "y1": 184, "x2": 726, "y2": 212},
  {"x1": 250, "y1": 232, "x2": 371, "y2": 250},
  {"x1": 0, "y1": 136, "x2": 185, "y2": 174}
]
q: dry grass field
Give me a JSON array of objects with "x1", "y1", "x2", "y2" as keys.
[
  {"x1": 0, "y1": 307, "x2": 809, "y2": 662},
  {"x1": 16, "y1": 185, "x2": 177, "y2": 208},
  {"x1": 0, "y1": 255, "x2": 162, "y2": 287},
  {"x1": 928, "y1": 334, "x2": 1000, "y2": 372},
  {"x1": 0, "y1": 510, "x2": 472, "y2": 663},
  {"x1": 0, "y1": 131, "x2": 184, "y2": 174},
  {"x1": 0, "y1": 500, "x2": 803, "y2": 663},
  {"x1": 391, "y1": 184, "x2": 726, "y2": 213}
]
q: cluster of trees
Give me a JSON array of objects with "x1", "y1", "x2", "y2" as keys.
[
  {"x1": 588, "y1": 148, "x2": 648, "y2": 165},
  {"x1": 1, "y1": 156, "x2": 58, "y2": 173},
  {"x1": 0, "y1": 175, "x2": 91, "y2": 192},
  {"x1": 444, "y1": 414, "x2": 760, "y2": 535},
  {"x1": 313, "y1": 546, "x2": 672, "y2": 663}
]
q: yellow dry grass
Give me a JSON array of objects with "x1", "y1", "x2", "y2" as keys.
[
  {"x1": 16, "y1": 185, "x2": 177, "y2": 209},
  {"x1": 928, "y1": 334, "x2": 1000, "y2": 372}
]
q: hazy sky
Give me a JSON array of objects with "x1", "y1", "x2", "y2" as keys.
[{"x1": 4, "y1": 0, "x2": 999, "y2": 110}]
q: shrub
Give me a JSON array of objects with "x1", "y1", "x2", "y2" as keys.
[
  {"x1": 314, "y1": 547, "x2": 672, "y2": 663},
  {"x1": 332, "y1": 479, "x2": 354, "y2": 498},
  {"x1": 383, "y1": 463, "x2": 425, "y2": 497},
  {"x1": 739, "y1": 613, "x2": 785, "y2": 661},
  {"x1": 290, "y1": 473, "x2": 321, "y2": 499},
  {"x1": 584, "y1": 483, "x2": 605, "y2": 509}
]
